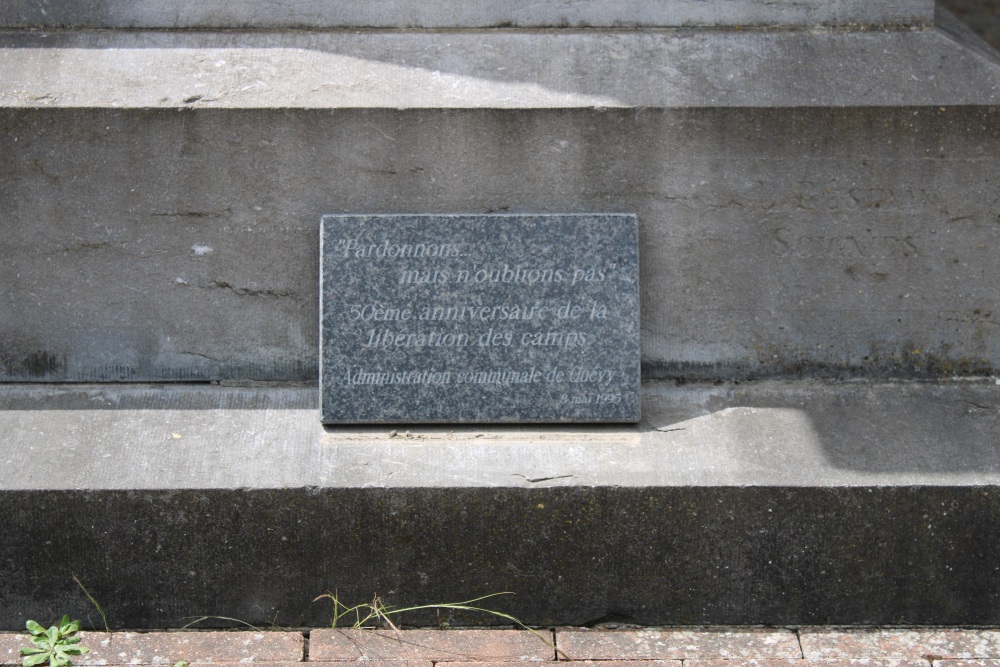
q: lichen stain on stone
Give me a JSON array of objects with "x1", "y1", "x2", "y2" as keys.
[
  {"x1": 651, "y1": 343, "x2": 1000, "y2": 383},
  {"x1": 0, "y1": 347, "x2": 66, "y2": 378}
]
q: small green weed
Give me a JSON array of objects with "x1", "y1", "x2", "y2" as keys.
[{"x1": 20, "y1": 615, "x2": 90, "y2": 667}]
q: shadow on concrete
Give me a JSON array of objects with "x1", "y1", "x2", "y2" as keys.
[
  {"x1": 3, "y1": 381, "x2": 998, "y2": 476},
  {"x1": 642, "y1": 381, "x2": 1000, "y2": 475}
]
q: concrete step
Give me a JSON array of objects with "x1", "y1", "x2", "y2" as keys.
[
  {"x1": 2, "y1": 19, "x2": 998, "y2": 110},
  {"x1": 0, "y1": 0, "x2": 933, "y2": 29},
  {"x1": 3, "y1": 2, "x2": 1000, "y2": 633},
  {"x1": 2, "y1": 18, "x2": 999, "y2": 384},
  {"x1": 2, "y1": 380, "x2": 999, "y2": 628}
]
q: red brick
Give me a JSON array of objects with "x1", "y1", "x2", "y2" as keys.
[
  {"x1": 308, "y1": 629, "x2": 552, "y2": 662},
  {"x1": 687, "y1": 660, "x2": 927, "y2": 667},
  {"x1": 554, "y1": 628, "x2": 801, "y2": 660},
  {"x1": 801, "y1": 629, "x2": 1000, "y2": 660},
  {"x1": 0, "y1": 634, "x2": 27, "y2": 666},
  {"x1": 443, "y1": 662, "x2": 672, "y2": 667},
  {"x1": 76, "y1": 631, "x2": 303, "y2": 664},
  {"x1": 183, "y1": 664, "x2": 306, "y2": 667},
  {"x1": 308, "y1": 656, "x2": 432, "y2": 667}
]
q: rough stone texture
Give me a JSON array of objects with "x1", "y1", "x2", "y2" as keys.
[
  {"x1": 3, "y1": 380, "x2": 1000, "y2": 629},
  {"x1": 309, "y1": 629, "x2": 551, "y2": 662},
  {"x1": 800, "y1": 629, "x2": 1000, "y2": 660},
  {"x1": 3, "y1": 102, "x2": 1000, "y2": 383},
  {"x1": 320, "y1": 214, "x2": 640, "y2": 423},
  {"x1": 6, "y1": 484, "x2": 1000, "y2": 629},
  {"x1": 555, "y1": 629, "x2": 800, "y2": 660},
  {"x1": 0, "y1": 0, "x2": 933, "y2": 29}
]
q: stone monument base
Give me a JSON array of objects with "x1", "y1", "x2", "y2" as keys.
[
  {"x1": 2, "y1": 1, "x2": 1000, "y2": 629},
  {"x1": 1, "y1": 380, "x2": 998, "y2": 628}
]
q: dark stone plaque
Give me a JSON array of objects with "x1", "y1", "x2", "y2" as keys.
[{"x1": 320, "y1": 214, "x2": 639, "y2": 423}]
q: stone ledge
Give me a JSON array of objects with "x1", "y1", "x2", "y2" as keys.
[
  {"x1": 2, "y1": 381, "x2": 1000, "y2": 628},
  {"x1": 0, "y1": 0, "x2": 933, "y2": 30},
  {"x1": 0, "y1": 20, "x2": 997, "y2": 109},
  {"x1": 3, "y1": 381, "x2": 999, "y2": 490}
]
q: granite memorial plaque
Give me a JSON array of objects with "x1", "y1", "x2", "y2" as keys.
[{"x1": 320, "y1": 214, "x2": 640, "y2": 424}]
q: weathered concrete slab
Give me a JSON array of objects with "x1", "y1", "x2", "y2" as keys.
[
  {"x1": 2, "y1": 103, "x2": 999, "y2": 382},
  {"x1": 0, "y1": 0, "x2": 933, "y2": 29},
  {"x1": 1, "y1": 27, "x2": 997, "y2": 109},
  {"x1": 4, "y1": 381, "x2": 1000, "y2": 490},
  {"x1": 1, "y1": 381, "x2": 1000, "y2": 628},
  {"x1": 2, "y1": 19, "x2": 997, "y2": 384}
]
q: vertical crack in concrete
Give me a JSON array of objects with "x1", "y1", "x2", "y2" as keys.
[
  {"x1": 793, "y1": 628, "x2": 805, "y2": 659},
  {"x1": 302, "y1": 629, "x2": 310, "y2": 662}
]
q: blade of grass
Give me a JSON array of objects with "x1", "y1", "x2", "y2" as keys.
[
  {"x1": 72, "y1": 576, "x2": 109, "y2": 633},
  {"x1": 313, "y1": 592, "x2": 569, "y2": 660},
  {"x1": 179, "y1": 616, "x2": 264, "y2": 631}
]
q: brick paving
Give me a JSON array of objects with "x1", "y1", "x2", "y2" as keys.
[
  {"x1": 310, "y1": 628, "x2": 550, "y2": 662},
  {"x1": 799, "y1": 630, "x2": 1000, "y2": 661},
  {"x1": 4, "y1": 629, "x2": 1000, "y2": 667},
  {"x1": 556, "y1": 628, "x2": 801, "y2": 660}
]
